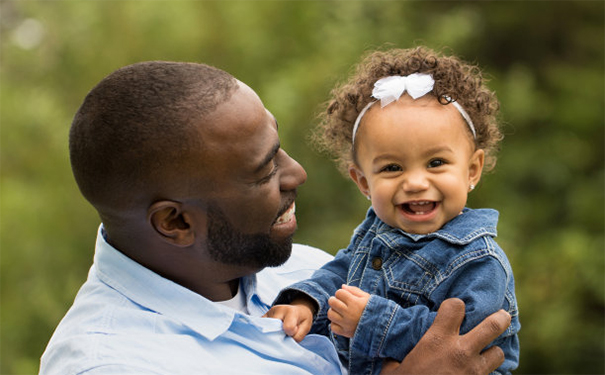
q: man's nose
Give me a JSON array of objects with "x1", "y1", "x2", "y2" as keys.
[{"x1": 280, "y1": 150, "x2": 307, "y2": 191}]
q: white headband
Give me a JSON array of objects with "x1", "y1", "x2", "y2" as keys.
[{"x1": 351, "y1": 73, "x2": 477, "y2": 145}]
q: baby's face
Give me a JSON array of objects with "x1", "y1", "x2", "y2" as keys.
[{"x1": 350, "y1": 95, "x2": 484, "y2": 234}]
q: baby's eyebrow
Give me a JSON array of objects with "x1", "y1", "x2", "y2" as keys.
[
  {"x1": 372, "y1": 154, "x2": 398, "y2": 165},
  {"x1": 422, "y1": 145, "x2": 454, "y2": 157}
]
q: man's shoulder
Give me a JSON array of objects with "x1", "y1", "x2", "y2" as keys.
[{"x1": 287, "y1": 243, "x2": 334, "y2": 269}]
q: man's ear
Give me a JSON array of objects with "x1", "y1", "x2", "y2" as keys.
[
  {"x1": 147, "y1": 201, "x2": 196, "y2": 247},
  {"x1": 349, "y1": 165, "x2": 371, "y2": 199}
]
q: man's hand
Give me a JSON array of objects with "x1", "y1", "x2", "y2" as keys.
[
  {"x1": 380, "y1": 298, "x2": 511, "y2": 375},
  {"x1": 263, "y1": 299, "x2": 315, "y2": 342},
  {"x1": 327, "y1": 284, "x2": 370, "y2": 338}
]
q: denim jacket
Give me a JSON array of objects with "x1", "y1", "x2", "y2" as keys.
[{"x1": 275, "y1": 207, "x2": 520, "y2": 375}]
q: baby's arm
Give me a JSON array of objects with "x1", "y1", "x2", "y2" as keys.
[
  {"x1": 272, "y1": 245, "x2": 357, "y2": 337},
  {"x1": 264, "y1": 297, "x2": 317, "y2": 342},
  {"x1": 327, "y1": 284, "x2": 370, "y2": 338}
]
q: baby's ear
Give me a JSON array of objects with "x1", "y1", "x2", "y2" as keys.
[
  {"x1": 349, "y1": 165, "x2": 371, "y2": 199},
  {"x1": 469, "y1": 149, "x2": 485, "y2": 187}
]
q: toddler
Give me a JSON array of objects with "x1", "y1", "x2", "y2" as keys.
[{"x1": 266, "y1": 47, "x2": 520, "y2": 375}]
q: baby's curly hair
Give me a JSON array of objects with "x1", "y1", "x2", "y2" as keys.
[{"x1": 313, "y1": 46, "x2": 503, "y2": 175}]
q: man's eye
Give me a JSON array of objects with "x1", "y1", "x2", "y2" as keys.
[
  {"x1": 381, "y1": 164, "x2": 402, "y2": 173},
  {"x1": 428, "y1": 159, "x2": 445, "y2": 168},
  {"x1": 259, "y1": 161, "x2": 278, "y2": 184}
]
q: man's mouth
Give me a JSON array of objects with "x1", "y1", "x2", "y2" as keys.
[
  {"x1": 274, "y1": 202, "x2": 296, "y2": 225},
  {"x1": 402, "y1": 201, "x2": 437, "y2": 215}
]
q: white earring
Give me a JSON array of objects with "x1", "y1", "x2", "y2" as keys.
[
  {"x1": 366, "y1": 194, "x2": 371, "y2": 200},
  {"x1": 469, "y1": 184, "x2": 475, "y2": 191}
]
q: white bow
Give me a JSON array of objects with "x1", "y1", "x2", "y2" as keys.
[
  {"x1": 372, "y1": 73, "x2": 434, "y2": 107},
  {"x1": 351, "y1": 73, "x2": 477, "y2": 144}
]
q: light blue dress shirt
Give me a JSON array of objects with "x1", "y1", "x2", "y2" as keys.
[{"x1": 40, "y1": 225, "x2": 345, "y2": 375}]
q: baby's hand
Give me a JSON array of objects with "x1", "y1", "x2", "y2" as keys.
[
  {"x1": 263, "y1": 300, "x2": 314, "y2": 342},
  {"x1": 327, "y1": 284, "x2": 370, "y2": 338}
]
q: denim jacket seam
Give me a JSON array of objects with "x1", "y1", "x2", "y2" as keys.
[
  {"x1": 442, "y1": 236, "x2": 496, "y2": 273},
  {"x1": 351, "y1": 296, "x2": 398, "y2": 361},
  {"x1": 376, "y1": 304, "x2": 397, "y2": 358},
  {"x1": 347, "y1": 245, "x2": 370, "y2": 285},
  {"x1": 411, "y1": 240, "x2": 502, "y2": 300}
]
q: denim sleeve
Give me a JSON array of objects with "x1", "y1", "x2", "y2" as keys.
[
  {"x1": 444, "y1": 255, "x2": 520, "y2": 374},
  {"x1": 273, "y1": 247, "x2": 354, "y2": 336},
  {"x1": 350, "y1": 294, "x2": 437, "y2": 361},
  {"x1": 447, "y1": 256, "x2": 509, "y2": 333}
]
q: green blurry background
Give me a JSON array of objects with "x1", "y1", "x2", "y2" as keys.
[{"x1": 1, "y1": 1, "x2": 603, "y2": 374}]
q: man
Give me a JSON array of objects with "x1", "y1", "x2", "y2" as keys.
[{"x1": 40, "y1": 61, "x2": 510, "y2": 374}]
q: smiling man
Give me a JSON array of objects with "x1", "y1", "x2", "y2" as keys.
[{"x1": 39, "y1": 61, "x2": 509, "y2": 374}]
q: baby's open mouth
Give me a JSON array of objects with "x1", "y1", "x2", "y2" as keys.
[{"x1": 402, "y1": 201, "x2": 437, "y2": 215}]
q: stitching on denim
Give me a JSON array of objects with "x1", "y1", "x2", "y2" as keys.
[
  {"x1": 374, "y1": 301, "x2": 398, "y2": 358},
  {"x1": 434, "y1": 226, "x2": 497, "y2": 244},
  {"x1": 347, "y1": 249, "x2": 368, "y2": 285}
]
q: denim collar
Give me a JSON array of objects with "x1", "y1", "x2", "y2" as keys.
[{"x1": 371, "y1": 207, "x2": 499, "y2": 246}]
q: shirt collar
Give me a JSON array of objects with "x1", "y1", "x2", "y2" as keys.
[
  {"x1": 373, "y1": 207, "x2": 499, "y2": 245},
  {"x1": 94, "y1": 225, "x2": 251, "y2": 340}
]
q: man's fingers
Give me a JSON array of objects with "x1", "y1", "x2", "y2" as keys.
[
  {"x1": 431, "y1": 298, "x2": 466, "y2": 335},
  {"x1": 379, "y1": 359, "x2": 400, "y2": 375},
  {"x1": 464, "y1": 309, "x2": 511, "y2": 352},
  {"x1": 479, "y1": 345, "x2": 506, "y2": 374}
]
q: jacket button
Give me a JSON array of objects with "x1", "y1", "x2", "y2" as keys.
[{"x1": 371, "y1": 257, "x2": 383, "y2": 270}]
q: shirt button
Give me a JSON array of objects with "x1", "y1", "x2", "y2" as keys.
[{"x1": 371, "y1": 257, "x2": 383, "y2": 270}]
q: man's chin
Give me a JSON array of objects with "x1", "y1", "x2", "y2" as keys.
[
  {"x1": 206, "y1": 204, "x2": 294, "y2": 269},
  {"x1": 263, "y1": 240, "x2": 293, "y2": 268}
]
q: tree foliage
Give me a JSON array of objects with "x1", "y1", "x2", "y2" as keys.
[{"x1": 1, "y1": 1, "x2": 603, "y2": 373}]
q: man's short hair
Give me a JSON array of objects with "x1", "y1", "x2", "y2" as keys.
[{"x1": 69, "y1": 61, "x2": 238, "y2": 212}]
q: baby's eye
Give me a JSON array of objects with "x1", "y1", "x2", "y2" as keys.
[
  {"x1": 381, "y1": 164, "x2": 402, "y2": 173},
  {"x1": 428, "y1": 159, "x2": 446, "y2": 168}
]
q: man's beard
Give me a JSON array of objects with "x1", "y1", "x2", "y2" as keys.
[{"x1": 206, "y1": 204, "x2": 293, "y2": 269}]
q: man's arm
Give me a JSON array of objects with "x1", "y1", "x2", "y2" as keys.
[{"x1": 380, "y1": 298, "x2": 511, "y2": 375}]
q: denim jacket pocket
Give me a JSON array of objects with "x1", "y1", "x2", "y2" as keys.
[{"x1": 383, "y1": 252, "x2": 437, "y2": 308}]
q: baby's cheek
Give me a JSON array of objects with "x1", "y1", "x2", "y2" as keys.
[{"x1": 370, "y1": 194, "x2": 399, "y2": 227}]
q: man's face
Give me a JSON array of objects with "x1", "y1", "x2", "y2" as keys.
[{"x1": 191, "y1": 81, "x2": 307, "y2": 270}]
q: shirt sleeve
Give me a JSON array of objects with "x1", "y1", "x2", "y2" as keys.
[{"x1": 81, "y1": 365, "x2": 164, "y2": 375}]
